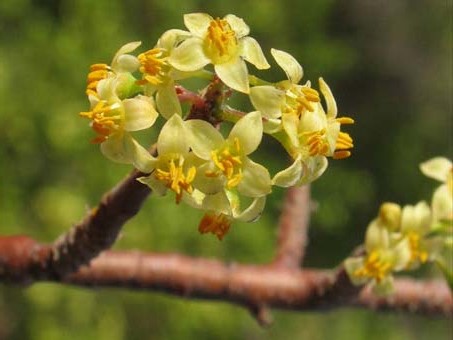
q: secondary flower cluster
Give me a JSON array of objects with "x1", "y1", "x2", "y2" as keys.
[
  {"x1": 79, "y1": 13, "x2": 354, "y2": 239},
  {"x1": 345, "y1": 157, "x2": 453, "y2": 295}
]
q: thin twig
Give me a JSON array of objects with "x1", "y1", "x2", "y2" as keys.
[{"x1": 273, "y1": 185, "x2": 311, "y2": 268}]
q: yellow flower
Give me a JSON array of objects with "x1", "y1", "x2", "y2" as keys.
[
  {"x1": 169, "y1": 13, "x2": 270, "y2": 93},
  {"x1": 80, "y1": 77, "x2": 157, "y2": 167},
  {"x1": 345, "y1": 217, "x2": 411, "y2": 295},
  {"x1": 86, "y1": 42, "x2": 141, "y2": 98}
]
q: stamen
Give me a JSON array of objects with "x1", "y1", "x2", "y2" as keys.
[
  {"x1": 407, "y1": 232, "x2": 429, "y2": 265},
  {"x1": 207, "y1": 139, "x2": 243, "y2": 188},
  {"x1": 80, "y1": 101, "x2": 122, "y2": 143},
  {"x1": 204, "y1": 18, "x2": 238, "y2": 64},
  {"x1": 354, "y1": 250, "x2": 392, "y2": 283},
  {"x1": 198, "y1": 212, "x2": 232, "y2": 240},
  {"x1": 137, "y1": 48, "x2": 169, "y2": 86},
  {"x1": 154, "y1": 157, "x2": 196, "y2": 204}
]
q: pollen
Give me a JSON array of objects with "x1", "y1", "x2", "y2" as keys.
[
  {"x1": 354, "y1": 251, "x2": 392, "y2": 283},
  {"x1": 206, "y1": 137, "x2": 243, "y2": 188},
  {"x1": 137, "y1": 48, "x2": 169, "y2": 86},
  {"x1": 198, "y1": 212, "x2": 232, "y2": 240},
  {"x1": 204, "y1": 18, "x2": 238, "y2": 64},
  {"x1": 79, "y1": 100, "x2": 122, "y2": 143},
  {"x1": 154, "y1": 157, "x2": 196, "y2": 204}
]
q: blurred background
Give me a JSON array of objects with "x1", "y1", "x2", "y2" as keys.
[{"x1": 0, "y1": 0, "x2": 451, "y2": 339}]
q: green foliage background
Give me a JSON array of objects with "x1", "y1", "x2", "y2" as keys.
[{"x1": 0, "y1": 0, "x2": 451, "y2": 339}]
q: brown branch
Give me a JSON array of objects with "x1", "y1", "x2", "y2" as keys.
[
  {"x1": 2, "y1": 237, "x2": 450, "y2": 316},
  {"x1": 0, "y1": 166, "x2": 153, "y2": 283},
  {"x1": 273, "y1": 185, "x2": 311, "y2": 268},
  {"x1": 64, "y1": 251, "x2": 450, "y2": 316}
]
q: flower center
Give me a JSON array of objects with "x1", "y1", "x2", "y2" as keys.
[
  {"x1": 86, "y1": 63, "x2": 111, "y2": 97},
  {"x1": 198, "y1": 212, "x2": 232, "y2": 240},
  {"x1": 206, "y1": 137, "x2": 243, "y2": 188},
  {"x1": 79, "y1": 100, "x2": 122, "y2": 143},
  {"x1": 137, "y1": 48, "x2": 169, "y2": 86},
  {"x1": 154, "y1": 156, "x2": 196, "y2": 204},
  {"x1": 284, "y1": 86, "x2": 321, "y2": 117},
  {"x1": 204, "y1": 18, "x2": 238, "y2": 64},
  {"x1": 407, "y1": 231, "x2": 429, "y2": 265},
  {"x1": 354, "y1": 251, "x2": 392, "y2": 283}
]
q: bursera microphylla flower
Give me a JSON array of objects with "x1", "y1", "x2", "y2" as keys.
[
  {"x1": 185, "y1": 111, "x2": 272, "y2": 198},
  {"x1": 80, "y1": 77, "x2": 158, "y2": 167},
  {"x1": 169, "y1": 13, "x2": 270, "y2": 93},
  {"x1": 196, "y1": 190, "x2": 267, "y2": 240},
  {"x1": 344, "y1": 215, "x2": 411, "y2": 295},
  {"x1": 86, "y1": 41, "x2": 141, "y2": 98},
  {"x1": 137, "y1": 114, "x2": 198, "y2": 204},
  {"x1": 272, "y1": 77, "x2": 354, "y2": 187},
  {"x1": 137, "y1": 29, "x2": 192, "y2": 118}
]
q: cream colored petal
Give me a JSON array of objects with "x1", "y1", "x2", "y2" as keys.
[
  {"x1": 193, "y1": 162, "x2": 225, "y2": 195},
  {"x1": 202, "y1": 191, "x2": 232, "y2": 215},
  {"x1": 116, "y1": 54, "x2": 140, "y2": 72},
  {"x1": 365, "y1": 219, "x2": 390, "y2": 251},
  {"x1": 100, "y1": 133, "x2": 132, "y2": 164},
  {"x1": 137, "y1": 174, "x2": 167, "y2": 196},
  {"x1": 224, "y1": 14, "x2": 250, "y2": 38},
  {"x1": 238, "y1": 158, "x2": 272, "y2": 197},
  {"x1": 282, "y1": 113, "x2": 300, "y2": 150},
  {"x1": 215, "y1": 58, "x2": 249, "y2": 93},
  {"x1": 185, "y1": 119, "x2": 224, "y2": 159},
  {"x1": 263, "y1": 118, "x2": 282, "y2": 134},
  {"x1": 229, "y1": 111, "x2": 262, "y2": 155},
  {"x1": 123, "y1": 134, "x2": 157, "y2": 173},
  {"x1": 234, "y1": 196, "x2": 266, "y2": 222},
  {"x1": 297, "y1": 156, "x2": 328, "y2": 185},
  {"x1": 400, "y1": 201, "x2": 431, "y2": 235},
  {"x1": 184, "y1": 13, "x2": 212, "y2": 37},
  {"x1": 432, "y1": 184, "x2": 453, "y2": 222},
  {"x1": 391, "y1": 237, "x2": 412, "y2": 271},
  {"x1": 112, "y1": 41, "x2": 141, "y2": 67},
  {"x1": 271, "y1": 48, "x2": 303, "y2": 84},
  {"x1": 249, "y1": 86, "x2": 284, "y2": 119},
  {"x1": 420, "y1": 157, "x2": 452, "y2": 183},
  {"x1": 319, "y1": 78, "x2": 337, "y2": 119},
  {"x1": 157, "y1": 29, "x2": 192, "y2": 50},
  {"x1": 169, "y1": 38, "x2": 210, "y2": 72},
  {"x1": 344, "y1": 257, "x2": 369, "y2": 286},
  {"x1": 157, "y1": 114, "x2": 189, "y2": 155},
  {"x1": 182, "y1": 188, "x2": 206, "y2": 210},
  {"x1": 272, "y1": 156, "x2": 303, "y2": 187},
  {"x1": 156, "y1": 84, "x2": 182, "y2": 119},
  {"x1": 240, "y1": 37, "x2": 270, "y2": 70},
  {"x1": 123, "y1": 95, "x2": 158, "y2": 131}
]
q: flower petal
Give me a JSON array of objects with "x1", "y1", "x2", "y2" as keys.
[
  {"x1": 365, "y1": 219, "x2": 390, "y2": 252},
  {"x1": 137, "y1": 174, "x2": 167, "y2": 196},
  {"x1": 344, "y1": 257, "x2": 369, "y2": 285},
  {"x1": 185, "y1": 119, "x2": 224, "y2": 159},
  {"x1": 372, "y1": 275, "x2": 395, "y2": 296},
  {"x1": 298, "y1": 156, "x2": 328, "y2": 185},
  {"x1": 237, "y1": 158, "x2": 272, "y2": 197},
  {"x1": 214, "y1": 58, "x2": 249, "y2": 93},
  {"x1": 116, "y1": 54, "x2": 140, "y2": 72},
  {"x1": 100, "y1": 133, "x2": 131, "y2": 164},
  {"x1": 400, "y1": 201, "x2": 431, "y2": 235},
  {"x1": 184, "y1": 13, "x2": 212, "y2": 37},
  {"x1": 112, "y1": 41, "x2": 142, "y2": 68},
  {"x1": 157, "y1": 29, "x2": 192, "y2": 50},
  {"x1": 432, "y1": 184, "x2": 453, "y2": 222},
  {"x1": 240, "y1": 37, "x2": 269, "y2": 70},
  {"x1": 123, "y1": 134, "x2": 157, "y2": 173},
  {"x1": 123, "y1": 95, "x2": 158, "y2": 131},
  {"x1": 234, "y1": 196, "x2": 266, "y2": 222},
  {"x1": 202, "y1": 191, "x2": 232, "y2": 215},
  {"x1": 224, "y1": 14, "x2": 250, "y2": 38},
  {"x1": 249, "y1": 85, "x2": 284, "y2": 119},
  {"x1": 193, "y1": 162, "x2": 225, "y2": 195},
  {"x1": 420, "y1": 157, "x2": 452, "y2": 183},
  {"x1": 319, "y1": 77, "x2": 337, "y2": 118},
  {"x1": 157, "y1": 114, "x2": 189, "y2": 155},
  {"x1": 391, "y1": 237, "x2": 412, "y2": 271},
  {"x1": 271, "y1": 48, "x2": 303, "y2": 84},
  {"x1": 272, "y1": 156, "x2": 303, "y2": 187},
  {"x1": 169, "y1": 38, "x2": 210, "y2": 72},
  {"x1": 229, "y1": 111, "x2": 263, "y2": 155},
  {"x1": 156, "y1": 84, "x2": 182, "y2": 119}
]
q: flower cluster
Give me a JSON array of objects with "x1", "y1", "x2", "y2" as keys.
[
  {"x1": 345, "y1": 157, "x2": 453, "y2": 295},
  {"x1": 79, "y1": 13, "x2": 354, "y2": 240}
]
